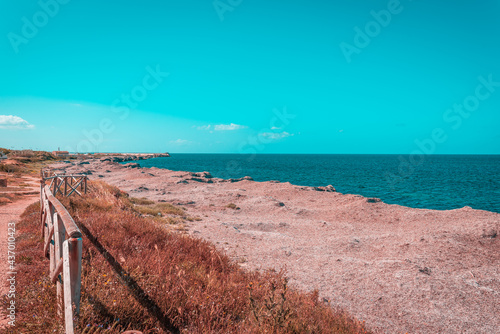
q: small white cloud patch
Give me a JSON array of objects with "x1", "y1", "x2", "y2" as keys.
[
  {"x1": 169, "y1": 139, "x2": 191, "y2": 145},
  {"x1": 197, "y1": 123, "x2": 248, "y2": 131},
  {"x1": 0, "y1": 115, "x2": 35, "y2": 129},
  {"x1": 214, "y1": 123, "x2": 248, "y2": 131},
  {"x1": 260, "y1": 131, "x2": 294, "y2": 140}
]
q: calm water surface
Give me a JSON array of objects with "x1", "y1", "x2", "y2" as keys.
[{"x1": 134, "y1": 154, "x2": 500, "y2": 213}]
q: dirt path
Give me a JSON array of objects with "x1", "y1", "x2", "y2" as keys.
[{"x1": 0, "y1": 194, "x2": 39, "y2": 328}]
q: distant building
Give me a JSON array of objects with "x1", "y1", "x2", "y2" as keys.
[
  {"x1": 0, "y1": 153, "x2": 7, "y2": 160},
  {"x1": 52, "y1": 151, "x2": 69, "y2": 157}
]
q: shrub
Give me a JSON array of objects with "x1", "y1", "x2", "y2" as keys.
[
  {"x1": 0, "y1": 163, "x2": 22, "y2": 173},
  {"x1": 129, "y1": 197, "x2": 155, "y2": 205},
  {"x1": 131, "y1": 202, "x2": 185, "y2": 217}
]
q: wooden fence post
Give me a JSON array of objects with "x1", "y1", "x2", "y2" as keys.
[
  {"x1": 63, "y1": 240, "x2": 75, "y2": 334},
  {"x1": 48, "y1": 202, "x2": 55, "y2": 273},
  {"x1": 53, "y1": 177, "x2": 57, "y2": 196},
  {"x1": 40, "y1": 187, "x2": 45, "y2": 239},
  {"x1": 54, "y1": 213, "x2": 64, "y2": 316},
  {"x1": 69, "y1": 238, "x2": 83, "y2": 315}
]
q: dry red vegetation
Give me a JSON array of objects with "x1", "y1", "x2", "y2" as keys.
[{"x1": 5, "y1": 181, "x2": 370, "y2": 333}]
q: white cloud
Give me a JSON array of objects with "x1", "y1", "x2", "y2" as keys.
[
  {"x1": 214, "y1": 123, "x2": 248, "y2": 131},
  {"x1": 196, "y1": 123, "x2": 248, "y2": 131},
  {"x1": 0, "y1": 115, "x2": 35, "y2": 129},
  {"x1": 169, "y1": 139, "x2": 191, "y2": 145},
  {"x1": 270, "y1": 126, "x2": 281, "y2": 130},
  {"x1": 260, "y1": 131, "x2": 294, "y2": 140}
]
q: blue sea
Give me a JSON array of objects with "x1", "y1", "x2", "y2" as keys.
[{"x1": 134, "y1": 154, "x2": 500, "y2": 213}]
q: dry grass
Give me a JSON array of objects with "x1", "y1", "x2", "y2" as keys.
[
  {"x1": 5, "y1": 180, "x2": 371, "y2": 334},
  {"x1": 0, "y1": 193, "x2": 23, "y2": 205},
  {"x1": 129, "y1": 197, "x2": 156, "y2": 205},
  {"x1": 133, "y1": 202, "x2": 185, "y2": 217},
  {"x1": 127, "y1": 196, "x2": 195, "y2": 226},
  {"x1": 0, "y1": 163, "x2": 23, "y2": 173}
]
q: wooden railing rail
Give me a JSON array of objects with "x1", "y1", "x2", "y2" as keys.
[{"x1": 41, "y1": 183, "x2": 83, "y2": 334}]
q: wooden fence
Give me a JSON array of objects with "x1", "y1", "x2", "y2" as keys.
[
  {"x1": 41, "y1": 169, "x2": 88, "y2": 197},
  {"x1": 40, "y1": 181, "x2": 83, "y2": 334},
  {"x1": 40, "y1": 171, "x2": 144, "y2": 334}
]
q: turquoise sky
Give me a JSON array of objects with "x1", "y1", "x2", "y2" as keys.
[{"x1": 1, "y1": 0, "x2": 499, "y2": 153}]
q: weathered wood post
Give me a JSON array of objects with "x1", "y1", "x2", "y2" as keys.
[
  {"x1": 69, "y1": 238, "x2": 82, "y2": 314},
  {"x1": 52, "y1": 177, "x2": 57, "y2": 196},
  {"x1": 64, "y1": 177, "x2": 68, "y2": 197},
  {"x1": 48, "y1": 202, "x2": 55, "y2": 273},
  {"x1": 40, "y1": 181, "x2": 45, "y2": 237},
  {"x1": 54, "y1": 213, "x2": 64, "y2": 316}
]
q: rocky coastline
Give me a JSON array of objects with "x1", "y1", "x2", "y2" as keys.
[
  {"x1": 51, "y1": 159, "x2": 499, "y2": 334},
  {"x1": 98, "y1": 153, "x2": 170, "y2": 163}
]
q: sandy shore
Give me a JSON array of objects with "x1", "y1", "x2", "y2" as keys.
[{"x1": 52, "y1": 160, "x2": 499, "y2": 334}]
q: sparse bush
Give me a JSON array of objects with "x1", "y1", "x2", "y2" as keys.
[
  {"x1": 0, "y1": 147, "x2": 11, "y2": 155},
  {"x1": 226, "y1": 203, "x2": 240, "y2": 210},
  {"x1": 129, "y1": 197, "x2": 155, "y2": 205},
  {"x1": 0, "y1": 163, "x2": 22, "y2": 173},
  {"x1": 10, "y1": 149, "x2": 35, "y2": 157},
  {"x1": 131, "y1": 202, "x2": 185, "y2": 217}
]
